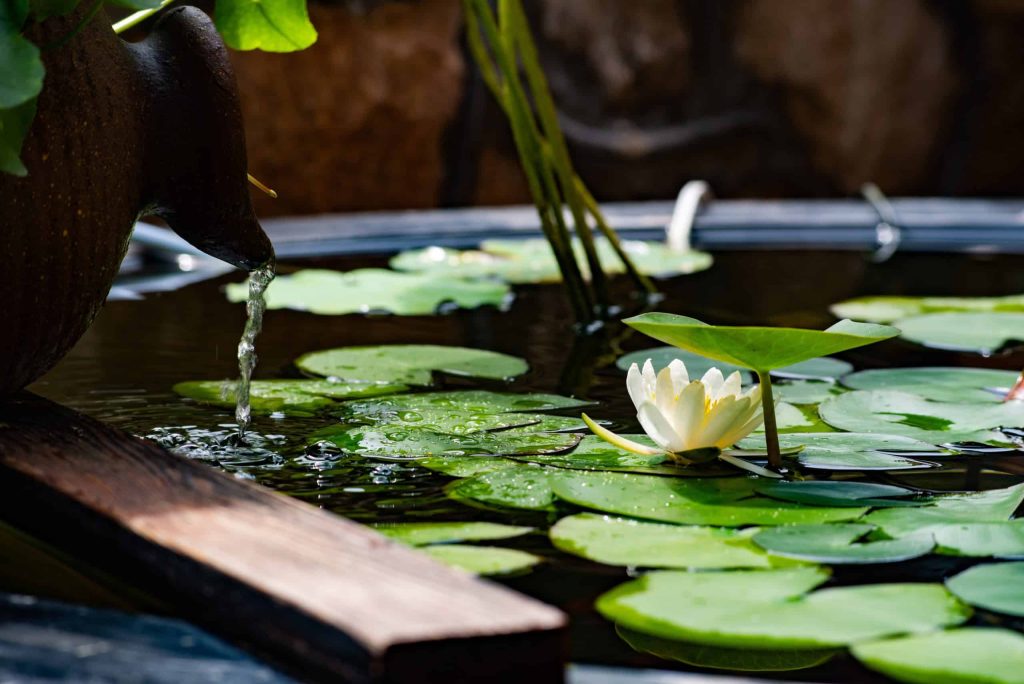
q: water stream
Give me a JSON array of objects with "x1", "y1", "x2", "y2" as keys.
[{"x1": 235, "y1": 263, "x2": 275, "y2": 438}]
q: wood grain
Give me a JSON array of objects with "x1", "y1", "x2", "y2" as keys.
[{"x1": 0, "y1": 393, "x2": 566, "y2": 683}]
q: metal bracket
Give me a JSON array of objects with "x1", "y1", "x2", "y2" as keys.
[
  {"x1": 861, "y1": 183, "x2": 903, "y2": 263},
  {"x1": 666, "y1": 180, "x2": 712, "y2": 252}
]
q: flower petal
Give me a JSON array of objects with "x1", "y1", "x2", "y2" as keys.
[
  {"x1": 582, "y1": 413, "x2": 663, "y2": 456},
  {"x1": 656, "y1": 364, "x2": 678, "y2": 415},
  {"x1": 626, "y1": 363, "x2": 645, "y2": 410},
  {"x1": 718, "y1": 371, "x2": 743, "y2": 402},
  {"x1": 673, "y1": 380, "x2": 707, "y2": 451},
  {"x1": 637, "y1": 402, "x2": 684, "y2": 452},
  {"x1": 702, "y1": 395, "x2": 751, "y2": 448},
  {"x1": 667, "y1": 359, "x2": 689, "y2": 390},
  {"x1": 700, "y1": 367, "x2": 725, "y2": 400},
  {"x1": 715, "y1": 399, "x2": 765, "y2": 447}
]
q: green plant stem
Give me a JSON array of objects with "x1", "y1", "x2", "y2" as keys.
[
  {"x1": 757, "y1": 370, "x2": 782, "y2": 470},
  {"x1": 577, "y1": 179, "x2": 658, "y2": 295},
  {"x1": 112, "y1": 0, "x2": 177, "y2": 34}
]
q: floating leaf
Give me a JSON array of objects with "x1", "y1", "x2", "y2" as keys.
[
  {"x1": 739, "y1": 432, "x2": 940, "y2": 471},
  {"x1": 418, "y1": 455, "x2": 519, "y2": 478},
  {"x1": 311, "y1": 424, "x2": 580, "y2": 461},
  {"x1": 894, "y1": 312, "x2": 1024, "y2": 355},
  {"x1": 754, "y1": 481, "x2": 932, "y2": 508},
  {"x1": 338, "y1": 390, "x2": 589, "y2": 421},
  {"x1": 772, "y1": 357, "x2": 854, "y2": 381},
  {"x1": 374, "y1": 521, "x2": 533, "y2": 546},
  {"x1": 597, "y1": 567, "x2": 968, "y2": 650},
  {"x1": 227, "y1": 269, "x2": 511, "y2": 316},
  {"x1": 852, "y1": 628, "x2": 1024, "y2": 684},
  {"x1": 842, "y1": 367, "x2": 1019, "y2": 403},
  {"x1": 173, "y1": 378, "x2": 407, "y2": 416},
  {"x1": 946, "y1": 563, "x2": 1024, "y2": 617},
  {"x1": 818, "y1": 390, "x2": 1024, "y2": 442},
  {"x1": 447, "y1": 465, "x2": 557, "y2": 511},
  {"x1": 512, "y1": 435, "x2": 730, "y2": 477},
  {"x1": 865, "y1": 483, "x2": 1024, "y2": 538},
  {"x1": 754, "y1": 402, "x2": 814, "y2": 433},
  {"x1": 296, "y1": 346, "x2": 528, "y2": 385},
  {"x1": 420, "y1": 544, "x2": 540, "y2": 576},
  {"x1": 832, "y1": 293, "x2": 1024, "y2": 324},
  {"x1": 549, "y1": 471, "x2": 867, "y2": 527},
  {"x1": 618, "y1": 626, "x2": 838, "y2": 672},
  {"x1": 623, "y1": 314, "x2": 898, "y2": 371},
  {"x1": 775, "y1": 380, "x2": 845, "y2": 405},
  {"x1": 390, "y1": 237, "x2": 713, "y2": 284},
  {"x1": 934, "y1": 521, "x2": 1024, "y2": 558},
  {"x1": 549, "y1": 514, "x2": 774, "y2": 569},
  {"x1": 753, "y1": 524, "x2": 934, "y2": 564}
]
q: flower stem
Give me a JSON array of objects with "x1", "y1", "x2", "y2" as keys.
[
  {"x1": 112, "y1": 0, "x2": 177, "y2": 34},
  {"x1": 757, "y1": 370, "x2": 782, "y2": 470}
]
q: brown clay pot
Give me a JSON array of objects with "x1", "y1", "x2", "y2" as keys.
[{"x1": 0, "y1": 6, "x2": 273, "y2": 396}]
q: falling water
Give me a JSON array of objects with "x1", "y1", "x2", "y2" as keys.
[{"x1": 235, "y1": 263, "x2": 275, "y2": 438}]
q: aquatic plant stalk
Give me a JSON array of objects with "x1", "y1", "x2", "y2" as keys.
[
  {"x1": 757, "y1": 371, "x2": 782, "y2": 469},
  {"x1": 463, "y1": 0, "x2": 657, "y2": 324},
  {"x1": 112, "y1": 0, "x2": 177, "y2": 34}
]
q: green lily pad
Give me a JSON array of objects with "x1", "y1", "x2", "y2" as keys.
[
  {"x1": 772, "y1": 357, "x2": 854, "y2": 381},
  {"x1": 373, "y1": 521, "x2": 533, "y2": 546},
  {"x1": 895, "y1": 312, "x2": 1024, "y2": 355},
  {"x1": 738, "y1": 432, "x2": 940, "y2": 471},
  {"x1": 753, "y1": 524, "x2": 934, "y2": 564},
  {"x1": 227, "y1": 268, "x2": 511, "y2": 316},
  {"x1": 549, "y1": 514, "x2": 774, "y2": 569},
  {"x1": 832, "y1": 293, "x2": 1024, "y2": 324},
  {"x1": 946, "y1": 562, "x2": 1024, "y2": 617},
  {"x1": 852, "y1": 628, "x2": 1024, "y2": 684},
  {"x1": 173, "y1": 378, "x2": 408, "y2": 416},
  {"x1": 549, "y1": 470, "x2": 867, "y2": 527},
  {"x1": 311, "y1": 424, "x2": 580, "y2": 460},
  {"x1": 447, "y1": 465, "x2": 557, "y2": 511},
  {"x1": 296, "y1": 346, "x2": 529, "y2": 385},
  {"x1": 934, "y1": 521, "x2": 1024, "y2": 558},
  {"x1": 336, "y1": 407, "x2": 575, "y2": 436},
  {"x1": 865, "y1": 482, "x2": 1024, "y2": 538},
  {"x1": 623, "y1": 314, "x2": 898, "y2": 371},
  {"x1": 754, "y1": 481, "x2": 932, "y2": 508},
  {"x1": 776, "y1": 380, "x2": 845, "y2": 405},
  {"x1": 617, "y1": 626, "x2": 838, "y2": 672},
  {"x1": 421, "y1": 544, "x2": 540, "y2": 576},
  {"x1": 390, "y1": 237, "x2": 713, "y2": 284},
  {"x1": 842, "y1": 367, "x2": 1019, "y2": 404},
  {"x1": 818, "y1": 390, "x2": 1024, "y2": 442},
  {"x1": 514, "y1": 435, "x2": 730, "y2": 477},
  {"x1": 754, "y1": 402, "x2": 814, "y2": 433},
  {"x1": 338, "y1": 390, "x2": 590, "y2": 420},
  {"x1": 597, "y1": 567, "x2": 969, "y2": 650},
  {"x1": 418, "y1": 455, "x2": 520, "y2": 478}
]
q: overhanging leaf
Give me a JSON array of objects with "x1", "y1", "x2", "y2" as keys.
[
  {"x1": 296, "y1": 345, "x2": 529, "y2": 385},
  {"x1": 214, "y1": 0, "x2": 317, "y2": 52},
  {"x1": 622, "y1": 314, "x2": 898, "y2": 371},
  {"x1": 227, "y1": 269, "x2": 510, "y2": 316}
]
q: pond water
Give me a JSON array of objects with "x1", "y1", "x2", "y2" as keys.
[{"x1": 27, "y1": 248, "x2": 1024, "y2": 683}]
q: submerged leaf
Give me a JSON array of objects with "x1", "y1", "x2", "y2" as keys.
[
  {"x1": 227, "y1": 269, "x2": 510, "y2": 316},
  {"x1": 597, "y1": 567, "x2": 968, "y2": 649},
  {"x1": 852, "y1": 628, "x2": 1024, "y2": 684},
  {"x1": 753, "y1": 524, "x2": 934, "y2": 564},
  {"x1": 296, "y1": 346, "x2": 528, "y2": 385}
]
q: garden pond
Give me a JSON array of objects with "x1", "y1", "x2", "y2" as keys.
[{"x1": 22, "y1": 246, "x2": 1024, "y2": 684}]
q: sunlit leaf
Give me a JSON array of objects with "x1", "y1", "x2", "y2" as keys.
[
  {"x1": 447, "y1": 465, "x2": 557, "y2": 511},
  {"x1": 775, "y1": 380, "x2": 845, "y2": 405},
  {"x1": 865, "y1": 482, "x2": 1024, "y2": 538},
  {"x1": 174, "y1": 378, "x2": 407, "y2": 416},
  {"x1": 832, "y1": 293, "x2": 1024, "y2": 324},
  {"x1": 297, "y1": 345, "x2": 528, "y2": 385},
  {"x1": 946, "y1": 562, "x2": 1024, "y2": 617},
  {"x1": 753, "y1": 524, "x2": 934, "y2": 564},
  {"x1": 852, "y1": 628, "x2": 1024, "y2": 684},
  {"x1": 841, "y1": 367, "x2": 1019, "y2": 404},
  {"x1": 934, "y1": 521, "x2": 1024, "y2": 558},
  {"x1": 421, "y1": 544, "x2": 540, "y2": 576},
  {"x1": 754, "y1": 481, "x2": 932, "y2": 508},
  {"x1": 215, "y1": 0, "x2": 317, "y2": 52},
  {"x1": 374, "y1": 521, "x2": 533, "y2": 546},
  {"x1": 739, "y1": 432, "x2": 940, "y2": 471},
  {"x1": 895, "y1": 312, "x2": 1024, "y2": 355},
  {"x1": 513, "y1": 434, "x2": 730, "y2": 477}
]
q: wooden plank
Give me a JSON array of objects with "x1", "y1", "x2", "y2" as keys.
[{"x1": 0, "y1": 393, "x2": 567, "y2": 683}]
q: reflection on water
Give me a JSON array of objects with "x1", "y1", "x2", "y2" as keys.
[{"x1": 26, "y1": 250, "x2": 1024, "y2": 683}]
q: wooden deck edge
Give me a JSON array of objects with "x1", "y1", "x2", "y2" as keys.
[{"x1": 0, "y1": 393, "x2": 567, "y2": 683}]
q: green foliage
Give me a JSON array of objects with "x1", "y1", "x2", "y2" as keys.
[
  {"x1": 896, "y1": 311, "x2": 1024, "y2": 354},
  {"x1": 832, "y1": 293, "x2": 1024, "y2": 324},
  {"x1": 173, "y1": 378, "x2": 408, "y2": 416},
  {"x1": 0, "y1": 0, "x2": 42, "y2": 175},
  {"x1": 752, "y1": 524, "x2": 934, "y2": 564},
  {"x1": 946, "y1": 562, "x2": 1024, "y2": 617},
  {"x1": 842, "y1": 366, "x2": 1019, "y2": 403},
  {"x1": 214, "y1": 0, "x2": 315, "y2": 51},
  {"x1": 421, "y1": 544, "x2": 540, "y2": 576},
  {"x1": 852, "y1": 628, "x2": 1024, "y2": 684},
  {"x1": 738, "y1": 432, "x2": 941, "y2": 471},
  {"x1": 296, "y1": 346, "x2": 529, "y2": 386},
  {"x1": 374, "y1": 521, "x2": 533, "y2": 546}
]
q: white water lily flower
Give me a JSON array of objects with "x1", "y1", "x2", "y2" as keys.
[{"x1": 584, "y1": 359, "x2": 770, "y2": 473}]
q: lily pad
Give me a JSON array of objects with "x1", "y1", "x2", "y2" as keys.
[
  {"x1": 418, "y1": 455, "x2": 519, "y2": 478},
  {"x1": 753, "y1": 524, "x2": 934, "y2": 564},
  {"x1": 818, "y1": 390, "x2": 1024, "y2": 442},
  {"x1": 296, "y1": 346, "x2": 529, "y2": 385},
  {"x1": 173, "y1": 378, "x2": 408, "y2": 416},
  {"x1": 775, "y1": 380, "x2": 845, "y2": 405},
  {"x1": 421, "y1": 544, "x2": 540, "y2": 576},
  {"x1": 832, "y1": 293, "x2": 1024, "y2": 324},
  {"x1": 841, "y1": 367, "x2": 1019, "y2": 404},
  {"x1": 754, "y1": 481, "x2": 932, "y2": 508},
  {"x1": 934, "y1": 521, "x2": 1024, "y2": 558},
  {"x1": 549, "y1": 514, "x2": 774, "y2": 569},
  {"x1": 894, "y1": 312, "x2": 1024, "y2": 355},
  {"x1": 513, "y1": 435, "x2": 731, "y2": 477},
  {"x1": 227, "y1": 268, "x2": 511, "y2": 316},
  {"x1": 772, "y1": 357, "x2": 854, "y2": 381},
  {"x1": 597, "y1": 567, "x2": 969, "y2": 649},
  {"x1": 311, "y1": 424, "x2": 580, "y2": 461},
  {"x1": 755, "y1": 402, "x2": 814, "y2": 432},
  {"x1": 623, "y1": 314, "x2": 898, "y2": 371},
  {"x1": 618, "y1": 627, "x2": 838, "y2": 672},
  {"x1": 738, "y1": 432, "x2": 940, "y2": 471},
  {"x1": 946, "y1": 562, "x2": 1024, "y2": 617},
  {"x1": 865, "y1": 482, "x2": 1024, "y2": 538},
  {"x1": 447, "y1": 465, "x2": 558, "y2": 511},
  {"x1": 549, "y1": 470, "x2": 867, "y2": 527},
  {"x1": 852, "y1": 628, "x2": 1024, "y2": 684},
  {"x1": 390, "y1": 237, "x2": 713, "y2": 284},
  {"x1": 373, "y1": 521, "x2": 533, "y2": 546},
  {"x1": 338, "y1": 390, "x2": 590, "y2": 420}
]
